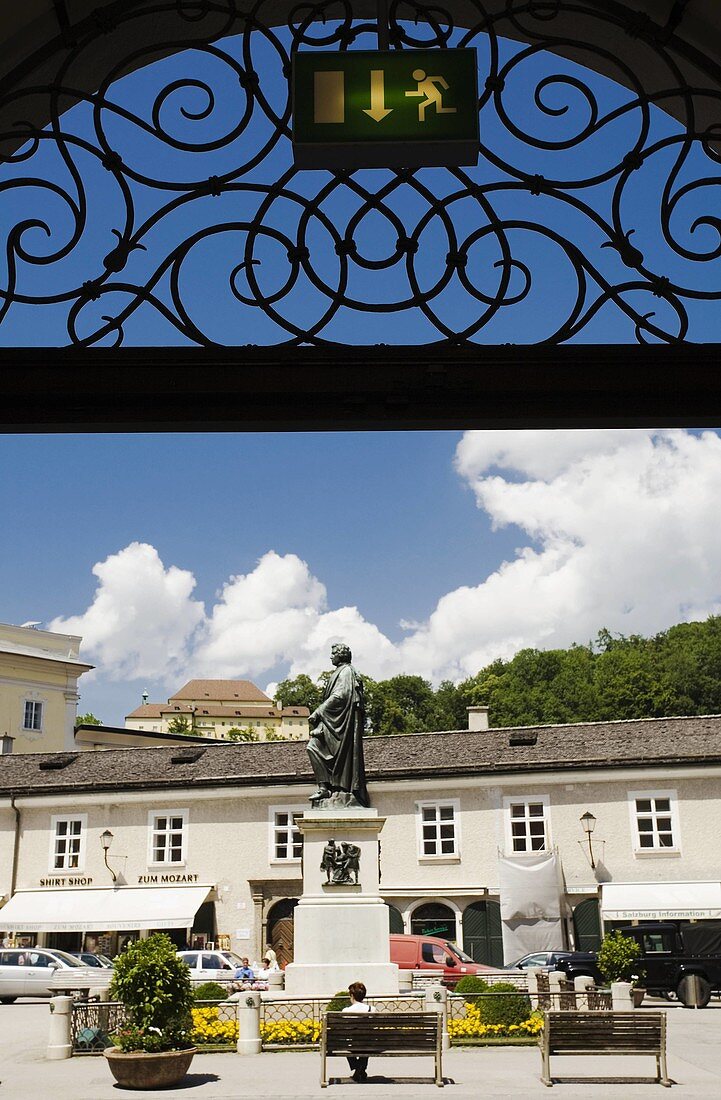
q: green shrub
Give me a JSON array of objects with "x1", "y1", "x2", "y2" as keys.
[
  {"x1": 454, "y1": 975, "x2": 489, "y2": 1009},
  {"x1": 193, "y1": 981, "x2": 229, "y2": 1003},
  {"x1": 476, "y1": 982, "x2": 531, "y2": 1028},
  {"x1": 109, "y1": 933, "x2": 193, "y2": 1052},
  {"x1": 326, "y1": 989, "x2": 351, "y2": 1011},
  {"x1": 597, "y1": 931, "x2": 641, "y2": 984}
]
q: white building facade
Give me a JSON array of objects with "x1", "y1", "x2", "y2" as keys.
[{"x1": 1, "y1": 712, "x2": 720, "y2": 967}]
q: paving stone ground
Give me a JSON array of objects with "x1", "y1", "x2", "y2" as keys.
[{"x1": 2, "y1": 999, "x2": 721, "y2": 1099}]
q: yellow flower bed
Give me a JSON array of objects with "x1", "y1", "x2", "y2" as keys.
[
  {"x1": 260, "y1": 1019, "x2": 321, "y2": 1045},
  {"x1": 191, "y1": 1008, "x2": 321, "y2": 1047},
  {"x1": 448, "y1": 1003, "x2": 544, "y2": 1041},
  {"x1": 191, "y1": 1006, "x2": 239, "y2": 1045}
]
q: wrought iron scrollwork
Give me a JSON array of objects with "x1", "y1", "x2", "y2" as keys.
[{"x1": 0, "y1": 0, "x2": 719, "y2": 346}]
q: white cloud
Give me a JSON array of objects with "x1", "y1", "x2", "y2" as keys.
[
  {"x1": 401, "y1": 428, "x2": 721, "y2": 679},
  {"x1": 48, "y1": 542, "x2": 204, "y2": 681},
  {"x1": 51, "y1": 431, "x2": 721, "y2": 698}
]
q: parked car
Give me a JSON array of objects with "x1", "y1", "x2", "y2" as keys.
[
  {"x1": 0, "y1": 947, "x2": 109, "y2": 1003},
  {"x1": 389, "y1": 934, "x2": 494, "y2": 988},
  {"x1": 505, "y1": 950, "x2": 603, "y2": 984},
  {"x1": 620, "y1": 922, "x2": 721, "y2": 1007},
  {"x1": 67, "y1": 951, "x2": 114, "y2": 968},
  {"x1": 176, "y1": 949, "x2": 236, "y2": 982}
]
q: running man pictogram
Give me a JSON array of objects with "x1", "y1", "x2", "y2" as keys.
[{"x1": 405, "y1": 69, "x2": 458, "y2": 122}]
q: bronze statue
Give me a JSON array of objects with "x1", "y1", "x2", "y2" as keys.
[
  {"x1": 320, "y1": 839, "x2": 361, "y2": 885},
  {"x1": 307, "y1": 642, "x2": 369, "y2": 808}
]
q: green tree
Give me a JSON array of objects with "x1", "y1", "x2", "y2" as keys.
[
  {"x1": 226, "y1": 727, "x2": 258, "y2": 742},
  {"x1": 433, "y1": 680, "x2": 468, "y2": 729},
  {"x1": 597, "y1": 931, "x2": 641, "y2": 984},
  {"x1": 167, "y1": 714, "x2": 193, "y2": 736},
  {"x1": 365, "y1": 675, "x2": 440, "y2": 736},
  {"x1": 274, "y1": 673, "x2": 323, "y2": 712},
  {"x1": 76, "y1": 712, "x2": 102, "y2": 726}
]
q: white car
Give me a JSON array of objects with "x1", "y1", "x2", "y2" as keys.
[
  {"x1": 0, "y1": 947, "x2": 109, "y2": 1003},
  {"x1": 176, "y1": 949, "x2": 237, "y2": 982}
]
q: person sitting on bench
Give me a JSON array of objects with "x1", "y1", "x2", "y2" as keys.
[{"x1": 342, "y1": 981, "x2": 376, "y2": 1082}]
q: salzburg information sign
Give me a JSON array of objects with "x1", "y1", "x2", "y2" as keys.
[{"x1": 292, "y1": 49, "x2": 479, "y2": 169}]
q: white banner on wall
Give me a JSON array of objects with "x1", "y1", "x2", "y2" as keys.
[{"x1": 498, "y1": 851, "x2": 565, "y2": 964}]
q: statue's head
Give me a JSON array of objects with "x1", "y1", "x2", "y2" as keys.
[{"x1": 331, "y1": 642, "x2": 352, "y2": 665}]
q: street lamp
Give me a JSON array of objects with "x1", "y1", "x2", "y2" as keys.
[
  {"x1": 100, "y1": 829, "x2": 118, "y2": 882},
  {"x1": 580, "y1": 811, "x2": 597, "y2": 870}
]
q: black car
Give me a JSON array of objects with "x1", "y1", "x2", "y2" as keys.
[
  {"x1": 67, "y1": 951, "x2": 114, "y2": 968},
  {"x1": 506, "y1": 950, "x2": 603, "y2": 984}
]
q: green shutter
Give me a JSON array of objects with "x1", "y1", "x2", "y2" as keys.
[
  {"x1": 573, "y1": 898, "x2": 602, "y2": 951},
  {"x1": 462, "y1": 901, "x2": 504, "y2": 967},
  {"x1": 387, "y1": 905, "x2": 404, "y2": 934}
]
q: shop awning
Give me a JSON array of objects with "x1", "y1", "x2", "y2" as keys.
[
  {"x1": 601, "y1": 881, "x2": 721, "y2": 921},
  {"x1": 0, "y1": 885, "x2": 214, "y2": 932}
]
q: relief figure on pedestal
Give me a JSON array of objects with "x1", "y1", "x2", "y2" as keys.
[
  {"x1": 321, "y1": 839, "x2": 361, "y2": 885},
  {"x1": 307, "y1": 642, "x2": 369, "y2": 808}
]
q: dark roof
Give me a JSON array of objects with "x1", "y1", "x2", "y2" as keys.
[
  {"x1": 74, "y1": 723, "x2": 216, "y2": 745},
  {"x1": 4, "y1": 714, "x2": 721, "y2": 798}
]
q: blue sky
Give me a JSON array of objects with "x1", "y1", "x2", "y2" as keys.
[{"x1": 4, "y1": 428, "x2": 721, "y2": 726}]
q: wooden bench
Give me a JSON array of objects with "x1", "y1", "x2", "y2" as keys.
[
  {"x1": 320, "y1": 1011, "x2": 443, "y2": 1087},
  {"x1": 540, "y1": 1010, "x2": 671, "y2": 1087}
]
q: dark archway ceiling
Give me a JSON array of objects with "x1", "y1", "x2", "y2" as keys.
[{"x1": 2, "y1": 2, "x2": 720, "y2": 133}]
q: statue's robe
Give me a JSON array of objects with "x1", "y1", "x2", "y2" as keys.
[{"x1": 307, "y1": 662, "x2": 369, "y2": 807}]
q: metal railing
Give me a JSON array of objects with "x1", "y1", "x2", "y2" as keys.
[
  {"x1": 70, "y1": 999, "x2": 241, "y2": 1053},
  {"x1": 71, "y1": 1000, "x2": 129, "y2": 1053},
  {"x1": 260, "y1": 995, "x2": 426, "y2": 1049},
  {"x1": 190, "y1": 999, "x2": 239, "y2": 1048}
]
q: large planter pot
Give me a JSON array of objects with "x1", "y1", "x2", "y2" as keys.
[
  {"x1": 631, "y1": 986, "x2": 646, "y2": 1008},
  {"x1": 104, "y1": 1047, "x2": 196, "y2": 1090}
]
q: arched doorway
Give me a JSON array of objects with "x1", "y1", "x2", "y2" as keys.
[
  {"x1": 463, "y1": 901, "x2": 504, "y2": 968},
  {"x1": 573, "y1": 898, "x2": 602, "y2": 952},
  {"x1": 266, "y1": 898, "x2": 298, "y2": 969},
  {"x1": 410, "y1": 903, "x2": 456, "y2": 941},
  {"x1": 387, "y1": 904, "x2": 404, "y2": 934}
]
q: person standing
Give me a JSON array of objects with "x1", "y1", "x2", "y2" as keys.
[{"x1": 342, "y1": 981, "x2": 375, "y2": 1082}]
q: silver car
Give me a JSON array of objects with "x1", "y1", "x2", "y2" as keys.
[{"x1": 0, "y1": 947, "x2": 105, "y2": 1003}]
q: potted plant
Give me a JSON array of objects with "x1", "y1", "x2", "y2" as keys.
[
  {"x1": 104, "y1": 933, "x2": 196, "y2": 1089},
  {"x1": 597, "y1": 930, "x2": 645, "y2": 1007}
]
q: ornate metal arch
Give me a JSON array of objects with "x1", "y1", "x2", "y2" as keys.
[{"x1": 0, "y1": 0, "x2": 720, "y2": 348}]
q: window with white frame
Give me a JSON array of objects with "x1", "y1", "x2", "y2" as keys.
[
  {"x1": 417, "y1": 800, "x2": 460, "y2": 858},
  {"x1": 148, "y1": 810, "x2": 188, "y2": 865},
  {"x1": 630, "y1": 791, "x2": 678, "y2": 851},
  {"x1": 23, "y1": 700, "x2": 43, "y2": 731},
  {"x1": 505, "y1": 796, "x2": 550, "y2": 853},
  {"x1": 50, "y1": 814, "x2": 86, "y2": 870},
  {"x1": 271, "y1": 808, "x2": 304, "y2": 861}
]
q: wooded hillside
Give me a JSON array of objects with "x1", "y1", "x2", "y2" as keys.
[{"x1": 275, "y1": 617, "x2": 721, "y2": 735}]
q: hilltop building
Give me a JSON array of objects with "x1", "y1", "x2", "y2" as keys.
[{"x1": 125, "y1": 679, "x2": 309, "y2": 742}]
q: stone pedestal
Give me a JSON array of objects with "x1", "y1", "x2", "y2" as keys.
[{"x1": 283, "y1": 809, "x2": 399, "y2": 997}]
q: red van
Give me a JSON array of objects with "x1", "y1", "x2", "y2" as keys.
[{"x1": 389, "y1": 934, "x2": 493, "y2": 988}]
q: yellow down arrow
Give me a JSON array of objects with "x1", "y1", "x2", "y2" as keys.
[{"x1": 363, "y1": 70, "x2": 393, "y2": 123}]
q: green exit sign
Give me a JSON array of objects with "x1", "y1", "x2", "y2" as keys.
[{"x1": 292, "y1": 49, "x2": 479, "y2": 169}]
